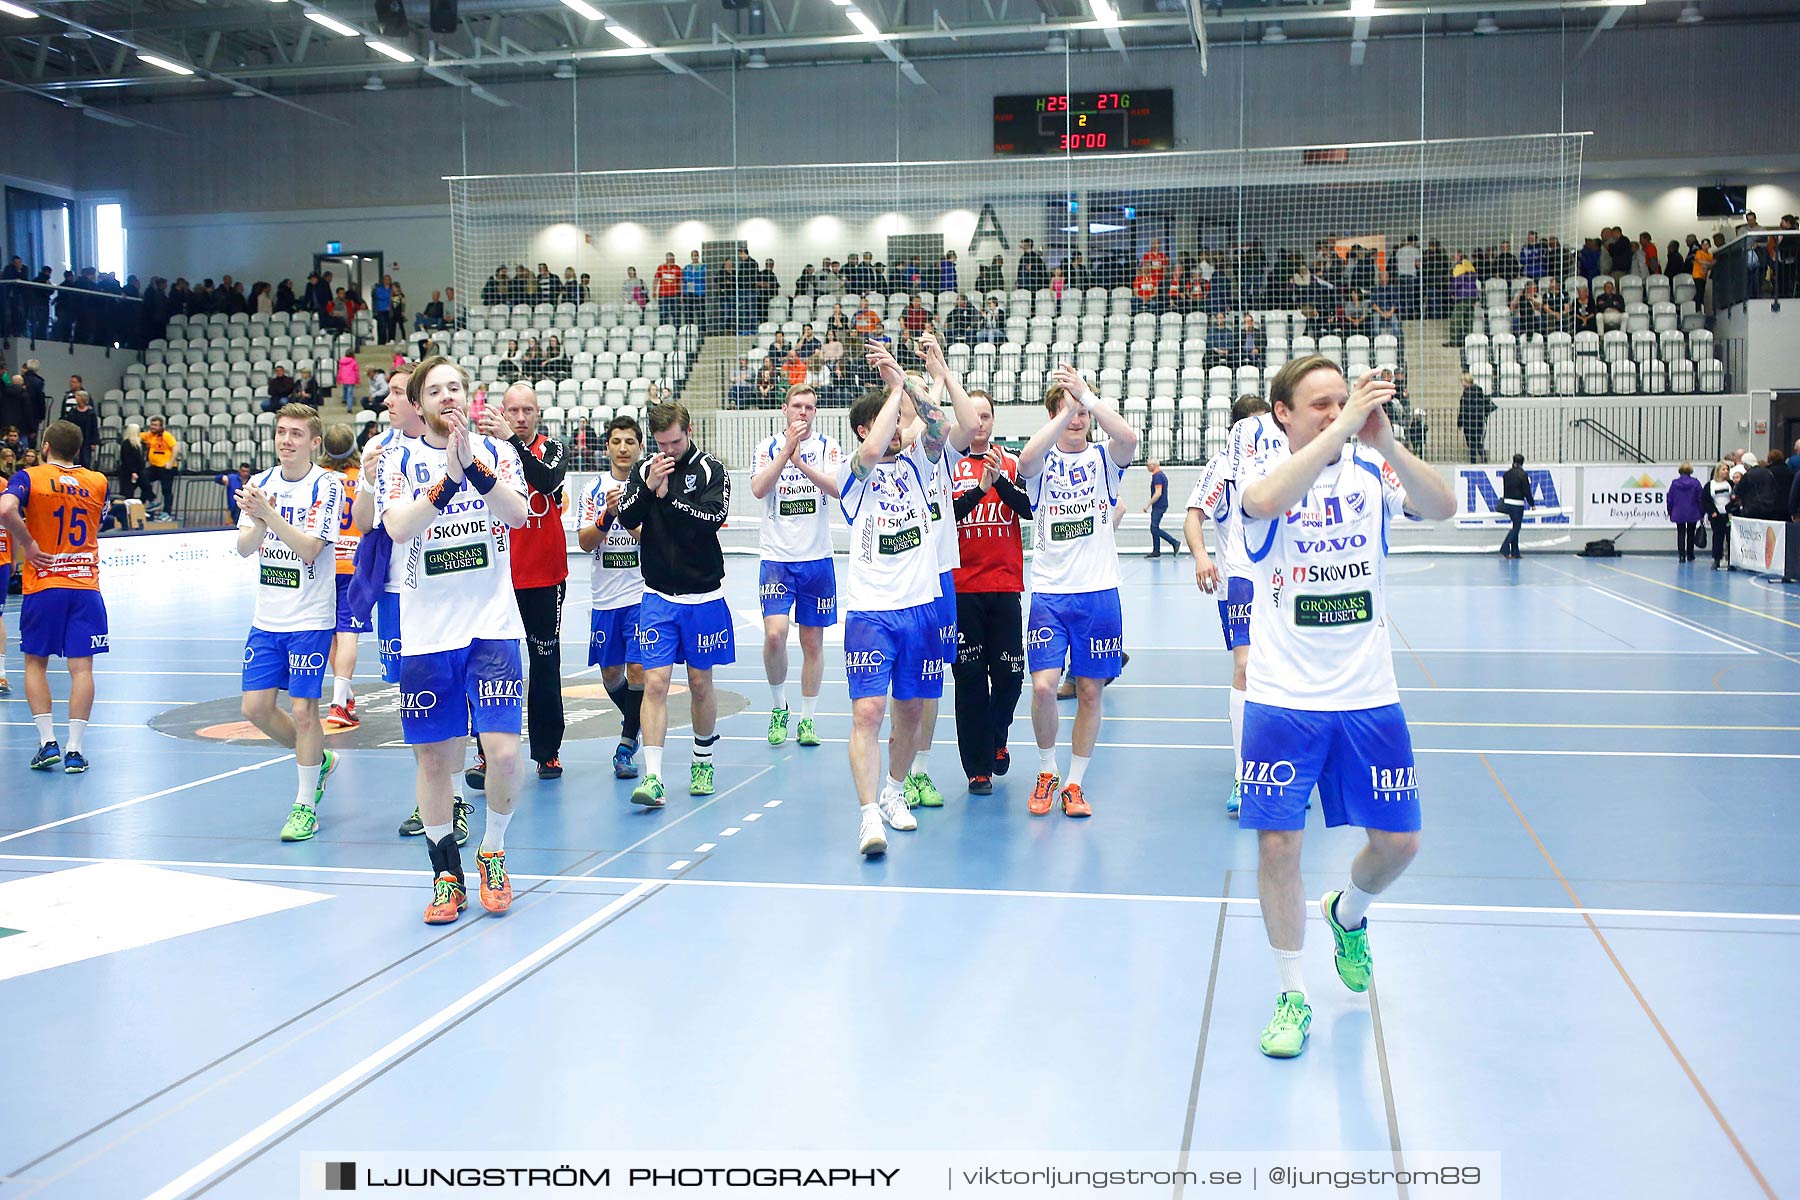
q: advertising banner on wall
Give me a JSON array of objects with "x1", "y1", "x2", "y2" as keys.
[
  {"x1": 1581, "y1": 464, "x2": 1683, "y2": 529},
  {"x1": 1729, "y1": 517, "x2": 1795, "y2": 580},
  {"x1": 1443, "y1": 464, "x2": 1576, "y2": 525}
]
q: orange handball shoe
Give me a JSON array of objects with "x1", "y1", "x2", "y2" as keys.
[
  {"x1": 1059, "y1": 782, "x2": 1092, "y2": 818},
  {"x1": 424, "y1": 872, "x2": 468, "y2": 924},
  {"x1": 476, "y1": 849, "x2": 513, "y2": 914},
  {"x1": 1029, "y1": 772, "x2": 1060, "y2": 816}
]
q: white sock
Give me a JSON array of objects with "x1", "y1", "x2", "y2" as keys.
[
  {"x1": 1067, "y1": 753, "x2": 1091, "y2": 787},
  {"x1": 66, "y1": 718, "x2": 88, "y2": 754},
  {"x1": 1274, "y1": 948, "x2": 1306, "y2": 998},
  {"x1": 860, "y1": 801, "x2": 879, "y2": 821},
  {"x1": 482, "y1": 807, "x2": 512, "y2": 853},
  {"x1": 1336, "y1": 880, "x2": 1377, "y2": 929},
  {"x1": 1038, "y1": 745, "x2": 1058, "y2": 776},
  {"x1": 1229, "y1": 687, "x2": 1246, "y2": 779},
  {"x1": 770, "y1": 683, "x2": 788, "y2": 711},
  {"x1": 332, "y1": 676, "x2": 353, "y2": 707},
  {"x1": 799, "y1": 693, "x2": 818, "y2": 721},
  {"x1": 909, "y1": 750, "x2": 929, "y2": 778},
  {"x1": 424, "y1": 821, "x2": 453, "y2": 844},
  {"x1": 294, "y1": 762, "x2": 316, "y2": 810},
  {"x1": 883, "y1": 772, "x2": 906, "y2": 797},
  {"x1": 34, "y1": 713, "x2": 54, "y2": 744},
  {"x1": 645, "y1": 744, "x2": 664, "y2": 779}
]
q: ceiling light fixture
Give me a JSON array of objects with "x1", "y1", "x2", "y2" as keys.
[
  {"x1": 303, "y1": 9, "x2": 359, "y2": 35},
  {"x1": 1473, "y1": 13, "x2": 1498, "y2": 33},
  {"x1": 845, "y1": 9, "x2": 881, "y2": 38},
  {"x1": 1677, "y1": 2, "x2": 1702, "y2": 22},
  {"x1": 1089, "y1": 0, "x2": 1118, "y2": 26},
  {"x1": 363, "y1": 72, "x2": 385, "y2": 89},
  {"x1": 607, "y1": 23, "x2": 646, "y2": 47},
  {"x1": 366, "y1": 38, "x2": 414, "y2": 61},
  {"x1": 0, "y1": 0, "x2": 38, "y2": 17},
  {"x1": 1260, "y1": 21, "x2": 1285, "y2": 42},
  {"x1": 560, "y1": 0, "x2": 605, "y2": 20},
  {"x1": 745, "y1": 49, "x2": 768, "y2": 68},
  {"x1": 137, "y1": 51, "x2": 196, "y2": 74},
  {"x1": 231, "y1": 82, "x2": 256, "y2": 95},
  {"x1": 553, "y1": 62, "x2": 575, "y2": 78},
  {"x1": 82, "y1": 106, "x2": 136, "y2": 127},
  {"x1": 1350, "y1": 0, "x2": 1376, "y2": 14}
]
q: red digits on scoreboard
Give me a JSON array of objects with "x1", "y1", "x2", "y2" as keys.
[
  {"x1": 1046, "y1": 94, "x2": 1068, "y2": 112},
  {"x1": 1058, "y1": 133, "x2": 1109, "y2": 150}
]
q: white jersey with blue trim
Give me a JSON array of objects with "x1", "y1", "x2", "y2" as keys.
[
  {"x1": 839, "y1": 441, "x2": 940, "y2": 614},
  {"x1": 241, "y1": 464, "x2": 343, "y2": 633},
  {"x1": 928, "y1": 441, "x2": 964, "y2": 573},
  {"x1": 1023, "y1": 439, "x2": 1127, "y2": 595},
  {"x1": 754, "y1": 431, "x2": 844, "y2": 563},
  {"x1": 1240, "y1": 441, "x2": 1412, "y2": 711},
  {"x1": 577, "y1": 471, "x2": 644, "y2": 611},
  {"x1": 371, "y1": 428, "x2": 420, "y2": 593},
  {"x1": 1187, "y1": 413, "x2": 1290, "y2": 581},
  {"x1": 375, "y1": 434, "x2": 528, "y2": 655}
]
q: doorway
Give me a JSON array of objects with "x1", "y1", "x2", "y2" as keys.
[{"x1": 312, "y1": 251, "x2": 385, "y2": 304}]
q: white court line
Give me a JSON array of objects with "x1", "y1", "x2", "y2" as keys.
[
  {"x1": 720, "y1": 710, "x2": 1800, "y2": 733},
  {"x1": 141, "y1": 881, "x2": 657, "y2": 1200},
  {"x1": 4, "y1": 854, "x2": 1791, "y2": 927},
  {"x1": 708, "y1": 734, "x2": 1800, "y2": 761},
  {"x1": 0, "y1": 721, "x2": 154, "y2": 730},
  {"x1": 1579, "y1": 579, "x2": 1762, "y2": 656},
  {"x1": 1092, "y1": 684, "x2": 1800, "y2": 698},
  {"x1": 666, "y1": 860, "x2": 691, "y2": 871},
  {"x1": 693, "y1": 843, "x2": 716, "y2": 853},
  {"x1": 0, "y1": 754, "x2": 294, "y2": 846}
]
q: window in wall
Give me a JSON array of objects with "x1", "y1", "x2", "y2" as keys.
[{"x1": 95, "y1": 202, "x2": 126, "y2": 277}]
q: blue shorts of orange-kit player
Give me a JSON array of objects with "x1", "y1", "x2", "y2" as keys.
[{"x1": 20, "y1": 590, "x2": 110, "y2": 660}]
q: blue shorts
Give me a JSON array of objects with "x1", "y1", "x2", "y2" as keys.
[
  {"x1": 241, "y1": 626, "x2": 333, "y2": 699},
  {"x1": 1218, "y1": 576, "x2": 1252, "y2": 651},
  {"x1": 637, "y1": 593, "x2": 736, "y2": 672},
  {"x1": 1238, "y1": 702, "x2": 1421, "y2": 833},
  {"x1": 845, "y1": 603, "x2": 945, "y2": 702},
  {"x1": 376, "y1": 592, "x2": 402, "y2": 684},
  {"x1": 759, "y1": 558, "x2": 838, "y2": 627},
  {"x1": 0, "y1": 565, "x2": 11, "y2": 601},
  {"x1": 399, "y1": 638, "x2": 524, "y2": 745},
  {"x1": 334, "y1": 575, "x2": 368, "y2": 635},
  {"x1": 934, "y1": 570, "x2": 958, "y2": 664},
  {"x1": 1027, "y1": 588, "x2": 1124, "y2": 679},
  {"x1": 20, "y1": 590, "x2": 110, "y2": 660},
  {"x1": 588, "y1": 603, "x2": 643, "y2": 669}
]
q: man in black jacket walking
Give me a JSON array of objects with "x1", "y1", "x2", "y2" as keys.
[
  {"x1": 1498, "y1": 452, "x2": 1533, "y2": 558},
  {"x1": 617, "y1": 401, "x2": 734, "y2": 807}
]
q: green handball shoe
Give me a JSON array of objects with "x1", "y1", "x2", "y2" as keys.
[
  {"x1": 904, "y1": 771, "x2": 944, "y2": 808},
  {"x1": 1321, "y1": 891, "x2": 1372, "y2": 993},
  {"x1": 631, "y1": 775, "x2": 667, "y2": 808},
  {"x1": 690, "y1": 760, "x2": 716, "y2": 796},
  {"x1": 1259, "y1": 991, "x2": 1313, "y2": 1059},
  {"x1": 313, "y1": 750, "x2": 338, "y2": 804},
  {"x1": 280, "y1": 803, "x2": 319, "y2": 842},
  {"x1": 795, "y1": 717, "x2": 821, "y2": 747},
  {"x1": 767, "y1": 707, "x2": 790, "y2": 746}
]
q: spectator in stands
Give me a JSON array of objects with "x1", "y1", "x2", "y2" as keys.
[
  {"x1": 1634, "y1": 232, "x2": 1659, "y2": 279},
  {"x1": 1705, "y1": 462, "x2": 1734, "y2": 569},
  {"x1": 388, "y1": 281, "x2": 406, "y2": 332},
  {"x1": 357, "y1": 420, "x2": 380, "y2": 452},
  {"x1": 825, "y1": 302, "x2": 850, "y2": 342},
  {"x1": 543, "y1": 336, "x2": 571, "y2": 382},
  {"x1": 321, "y1": 288, "x2": 348, "y2": 334},
  {"x1": 21, "y1": 362, "x2": 45, "y2": 429},
  {"x1": 619, "y1": 266, "x2": 646, "y2": 311},
  {"x1": 567, "y1": 273, "x2": 590, "y2": 307},
  {"x1": 66, "y1": 391, "x2": 99, "y2": 468},
  {"x1": 415, "y1": 291, "x2": 446, "y2": 331},
  {"x1": 272, "y1": 278, "x2": 295, "y2": 315},
  {"x1": 216, "y1": 462, "x2": 251, "y2": 524},
  {"x1": 0, "y1": 394, "x2": 24, "y2": 454},
  {"x1": 1422, "y1": 239, "x2": 1450, "y2": 318},
  {"x1": 938, "y1": 249, "x2": 957, "y2": 294},
  {"x1": 1391, "y1": 234, "x2": 1422, "y2": 316},
  {"x1": 140, "y1": 415, "x2": 178, "y2": 515},
  {"x1": 1663, "y1": 239, "x2": 1686, "y2": 279},
  {"x1": 755, "y1": 360, "x2": 780, "y2": 408},
  {"x1": 820, "y1": 259, "x2": 844, "y2": 294},
  {"x1": 1370, "y1": 281, "x2": 1403, "y2": 341},
  {"x1": 61, "y1": 373, "x2": 83, "y2": 414},
  {"x1": 1608, "y1": 228, "x2": 1635, "y2": 280},
  {"x1": 794, "y1": 264, "x2": 817, "y2": 299},
  {"x1": 1232, "y1": 314, "x2": 1262, "y2": 369},
  {"x1": 18, "y1": 447, "x2": 36, "y2": 468},
  {"x1": 482, "y1": 267, "x2": 506, "y2": 306},
  {"x1": 975, "y1": 296, "x2": 1005, "y2": 345},
  {"x1": 1767, "y1": 447, "x2": 1792, "y2": 520},
  {"x1": 1339, "y1": 288, "x2": 1369, "y2": 336},
  {"x1": 1594, "y1": 279, "x2": 1627, "y2": 331},
  {"x1": 0, "y1": 254, "x2": 27, "y2": 337},
  {"x1": 1510, "y1": 280, "x2": 1545, "y2": 338},
  {"x1": 711, "y1": 259, "x2": 736, "y2": 334},
  {"x1": 768, "y1": 331, "x2": 791, "y2": 363},
  {"x1": 1540, "y1": 280, "x2": 1570, "y2": 333},
  {"x1": 336, "y1": 352, "x2": 360, "y2": 406},
  {"x1": 513, "y1": 262, "x2": 536, "y2": 304},
  {"x1": 536, "y1": 264, "x2": 560, "y2": 305},
  {"x1": 250, "y1": 281, "x2": 273, "y2": 317},
  {"x1": 493, "y1": 339, "x2": 523, "y2": 384},
  {"x1": 1494, "y1": 240, "x2": 1521, "y2": 280},
  {"x1": 1457, "y1": 372, "x2": 1495, "y2": 461},
  {"x1": 782, "y1": 344, "x2": 808, "y2": 391},
  {"x1": 679, "y1": 250, "x2": 707, "y2": 326},
  {"x1": 1665, "y1": 463, "x2": 1704, "y2": 562},
  {"x1": 1571, "y1": 285, "x2": 1596, "y2": 334},
  {"x1": 522, "y1": 337, "x2": 547, "y2": 380},
  {"x1": 901, "y1": 293, "x2": 931, "y2": 338},
  {"x1": 1547, "y1": 235, "x2": 1572, "y2": 278},
  {"x1": 1065, "y1": 250, "x2": 1092, "y2": 292},
  {"x1": 1735, "y1": 453, "x2": 1779, "y2": 519},
  {"x1": 852, "y1": 296, "x2": 883, "y2": 352},
  {"x1": 1578, "y1": 237, "x2": 1601, "y2": 280},
  {"x1": 1448, "y1": 253, "x2": 1480, "y2": 345},
  {"x1": 292, "y1": 367, "x2": 320, "y2": 406},
  {"x1": 114, "y1": 423, "x2": 149, "y2": 506},
  {"x1": 795, "y1": 323, "x2": 821, "y2": 360},
  {"x1": 727, "y1": 356, "x2": 756, "y2": 409},
  {"x1": 1689, "y1": 235, "x2": 1713, "y2": 304},
  {"x1": 757, "y1": 259, "x2": 780, "y2": 324},
  {"x1": 367, "y1": 369, "x2": 389, "y2": 409},
  {"x1": 1777, "y1": 215, "x2": 1800, "y2": 299},
  {"x1": 264, "y1": 364, "x2": 296, "y2": 412},
  {"x1": 976, "y1": 255, "x2": 1005, "y2": 295},
  {"x1": 1519, "y1": 232, "x2": 1546, "y2": 280}
]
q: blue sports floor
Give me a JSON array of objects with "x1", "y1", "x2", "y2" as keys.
[{"x1": 2, "y1": 552, "x2": 1798, "y2": 1199}]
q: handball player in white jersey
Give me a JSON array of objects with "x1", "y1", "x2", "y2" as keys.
[{"x1": 1236, "y1": 356, "x2": 1455, "y2": 1059}]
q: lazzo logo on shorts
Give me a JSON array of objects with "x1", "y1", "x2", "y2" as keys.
[
  {"x1": 639, "y1": 628, "x2": 662, "y2": 648},
  {"x1": 694, "y1": 630, "x2": 730, "y2": 654},
  {"x1": 289, "y1": 651, "x2": 328, "y2": 672},
  {"x1": 1226, "y1": 602, "x2": 1251, "y2": 623},
  {"x1": 938, "y1": 624, "x2": 956, "y2": 644},
  {"x1": 1241, "y1": 759, "x2": 1297, "y2": 787},
  {"x1": 760, "y1": 582, "x2": 789, "y2": 599},
  {"x1": 922, "y1": 658, "x2": 944, "y2": 680},
  {"x1": 243, "y1": 645, "x2": 257, "y2": 665},
  {"x1": 1370, "y1": 766, "x2": 1417, "y2": 796},
  {"x1": 844, "y1": 650, "x2": 886, "y2": 670},
  {"x1": 401, "y1": 689, "x2": 439, "y2": 715},
  {"x1": 477, "y1": 679, "x2": 525, "y2": 704},
  {"x1": 1025, "y1": 628, "x2": 1055, "y2": 648},
  {"x1": 816, "y1": 596, "x2": 835, "y2": 614},
  {"x1": 1088, "y1": 636, "x2": 1122, "y2": 655},
  {"x1": 379, "y1": 637, "x2": 402, "y2": 658}
]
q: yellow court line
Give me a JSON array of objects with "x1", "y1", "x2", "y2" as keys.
[{"x1": 1594, "y1": 562, "x2": 1800, "y2": 631}]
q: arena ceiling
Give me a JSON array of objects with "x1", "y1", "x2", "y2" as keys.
[{"x1": 0, "y1": 0, "x2": 1790, "y2": 116}]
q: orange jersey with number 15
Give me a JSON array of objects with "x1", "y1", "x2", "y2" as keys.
[{"x1": 6, "y1": 463, "x2": 109, "y2": 592}]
